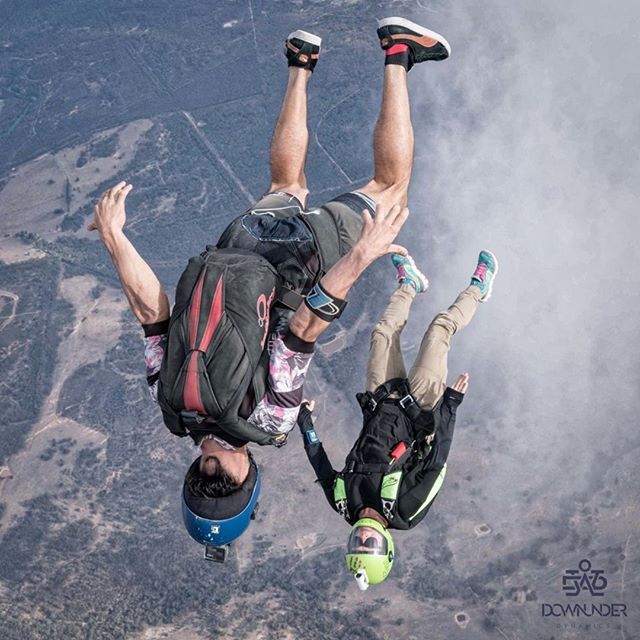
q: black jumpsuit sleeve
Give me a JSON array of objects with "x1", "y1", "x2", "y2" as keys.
[
  {"x1": 424, "y1": 387, "x2": 463, "y2": 470},
  {"x1": 298, "y1": 404, "x2": 338, "y2": 512}
]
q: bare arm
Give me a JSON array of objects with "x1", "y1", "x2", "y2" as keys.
[
  {"x1": 88, "y1": 181, "x2": 170, "y2": 325},
  {"x1": 289, "y1": 202, "x2": 409, "y2": 342}
]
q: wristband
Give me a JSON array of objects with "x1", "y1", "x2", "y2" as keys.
[
  {"x1": 304, "y1": 429, "x2": 320, "y2": 446},
  {"x1": 304, "y1": 281, "x2": 347, "y2": 322}
]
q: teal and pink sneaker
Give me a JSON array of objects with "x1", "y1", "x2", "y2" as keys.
[
  {"x1": 391, "y1": 254, "x2": 429, "y2": 294},
  {"x1": 471, "y1": 250, "x2": 499, "y2": 302}
]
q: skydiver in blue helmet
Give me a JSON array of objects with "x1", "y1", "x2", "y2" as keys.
[
  {"x1": 91, "y1": 182, "x2": 408, "y2": 558},
  {"x1": 90, "y1": 16, "x2": 433, "y2": 558}
]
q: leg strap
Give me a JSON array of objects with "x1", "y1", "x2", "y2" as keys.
[{"x1": 304, "y1": 281, "x2": 347, "y2": 322}]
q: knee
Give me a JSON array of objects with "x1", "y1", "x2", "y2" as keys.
[
  {"x1": 359, "y1": 179, "x2": 410, "y2": 211},
  {"x1": 429, "y1": 312, "x2": 458, "y2": 337},
  {"x1": 409, "y1": 371, "x2": 445, "y2": 411},
  {"x1": 371, "y1": 319, "x2": 403, "y2": 343},
  {"x1": 268, "y1": 182, "x2": 309, "y2": 208}
]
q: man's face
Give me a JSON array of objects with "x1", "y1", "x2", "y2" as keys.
[{"x1": 349, "y1": 526, "x2": 387, "y2": 554}]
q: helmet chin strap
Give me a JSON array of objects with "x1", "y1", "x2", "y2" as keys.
[{"x1": 355, "y1": 569, "x2": 370, "y2": 591}]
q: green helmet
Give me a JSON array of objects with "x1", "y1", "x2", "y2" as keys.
[{"x1": 344, "y1": 518, "x2": 395, "y2": 590}]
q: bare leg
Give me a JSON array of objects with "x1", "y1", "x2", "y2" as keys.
[
  {"x1": 358, "y1": 65, "x2": 414, "y2": 210},
  {"x1": 268, "y1": 67, "x2": 312, "y2": 206}
]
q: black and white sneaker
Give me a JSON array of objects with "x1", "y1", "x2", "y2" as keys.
[
  {"x1": 377, "y1": 17, "x2": 451, "y2": 66},
  {"x1": 285, "y1": 30, "x2": 322, "y2": 72}
]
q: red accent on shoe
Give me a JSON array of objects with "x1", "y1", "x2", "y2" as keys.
[{"x1": 386, "y1": 43, "x2": 409, "y2": 56}]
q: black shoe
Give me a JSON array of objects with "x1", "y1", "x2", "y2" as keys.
[
  {"x1": 285, "y1": 30, "x2": 322, "y2": 72},
  {"x1": 377, "y1": 17, "x2": 450, "y2": 67}
]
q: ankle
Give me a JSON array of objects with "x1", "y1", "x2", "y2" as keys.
[
  {"x1": 399, "y1": 282, "x2": 418, "y2": 297},
  {"x1": 384, "y1": 43, "x2": 411, "y2": 72},
  {"x1": 288, "y1": 66, "x2": 312, "y2": 82}
]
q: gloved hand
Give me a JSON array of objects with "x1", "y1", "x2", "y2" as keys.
[
  {"x1": 297, "y1": 400, "x2": 319, "y2": 445},
  {"x1": 297, "y1": 400, "x2": 314, "y2": 433}
]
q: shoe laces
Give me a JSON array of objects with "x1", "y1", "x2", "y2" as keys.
[{"x1": 472, "y1": 263, "x2": 488, "y2": 282}]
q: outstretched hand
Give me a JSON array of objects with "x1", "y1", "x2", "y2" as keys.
[
  {"x1": 451, "y1": 373, "x2": 470, "y2": 394},
  {"x1": 297, "y1": 399, "x2": 316, "y2": 434},
  {"x1": 88, "y1": 181, "x2": 133, "y2": 237},
  {"x1": 355, "y1": 203, "x2": 409, "y2": 266}
]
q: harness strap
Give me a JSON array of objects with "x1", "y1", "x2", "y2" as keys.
[
  {"x1": 359, "y1": 378, "x2": 435, "y2": 434},
  {"x1": 380, "y1": 471, "x2": 403, "y2": 522},
  {"x1": 345, "y1": 461, "x2": 392, "y2": 474},
  {"x1": 277, "y1": 286, "x2": 304, "y2": 311},
  {"x1": 333, "y1": 476, "x2": 349, "y2": 521}
]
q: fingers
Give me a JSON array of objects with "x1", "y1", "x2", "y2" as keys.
[
  {"x1": 116, "y1": 183, "x2": 133, "y2": 203},
  {"x1": 372, "y1": 203, "x2": 409, "y2": 236},
  {"x1": 373, "y1": 203, "x2": 387, "y2": 223},
  {"x1": 387, "y1": 244, "x2": 408, "y2": 256},
  {"x1": 451, "y1": 372, "x2": 470, "y2": 393},
  {"x1": 390, "y1": 205, "x2": 409, "y2": 229},
  {"x1": 100, "y1": 181, "x2": 128, "y2": 202},
  {"x1": 108, "y1": 181, "x2": 127, "y2": 199},
  {"x1": 304, "y1": 399, "x2": 315, "y2": 412},
  {"x1": 383, "y1": 203, "x2": 402, "y2": 227}
]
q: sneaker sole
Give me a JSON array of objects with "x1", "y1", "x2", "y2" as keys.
[
  {"x1": 478, "y1": 249, "x2": 499, "y2": 302},
  {"x1": 287, "y1": 30, "x2": 322, "y2": 47},
  {"x1": 378, "y1": 16, "x2": 451, "y2": 56}
]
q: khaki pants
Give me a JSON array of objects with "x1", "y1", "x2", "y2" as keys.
[{"x1": 365, "y1": 284, "x2": 481, "y2": 410}]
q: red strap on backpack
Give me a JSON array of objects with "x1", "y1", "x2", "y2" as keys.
[{"x1": 183, "y1": 272, "x2": 224, "y2": 413}]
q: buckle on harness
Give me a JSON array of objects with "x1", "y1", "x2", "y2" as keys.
[
  {"x1": 399, "y1": 394, "x2": 414, "y2": 410},
  {"x1": 271, "y1": 432, "x2": 288, "y2": 448},
  {"x1": 180, "y1": 410, "x2": 207, "y2": 434},
  {"x1": 368, "y1": 397, "x2": 378, "y2": 412}
]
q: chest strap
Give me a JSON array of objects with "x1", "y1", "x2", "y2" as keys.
[
  {"x1": 333, "y1": 476, "x2": 349, "y2": 521},
  {"x1": 380, "y1": 470, "x2": 403, "y2": 521},
  {"x1": 333, "y1": 467, "x2": 408, "y2": 524}
]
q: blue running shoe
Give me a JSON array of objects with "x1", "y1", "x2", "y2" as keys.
[
  {"x1": 471, "y1": 250, "x2": 499, "y2": 302},
  {"x1": 392, "y1": 254, "x2": 429, "y2": 294}
]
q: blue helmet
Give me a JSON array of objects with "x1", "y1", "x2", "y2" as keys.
[{"x1": 181, "y1": 454, "x2": 260, "y2": 560}]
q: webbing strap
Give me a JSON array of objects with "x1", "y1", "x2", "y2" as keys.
[
  {"x1": 380, "y1": 471, "x2": 402, "y2": 521},
  {"x1": 333, "y1": 476, "x2": 349, "y2": 521},
  {"x1": 277, "y1": 287, "x2": 304, "y2": 311},
  {"x1": 183, "y1": 271, "x2": 224, "y2": 414},
  {"x1": 360, "y1": 378, "x2": 435, "y2": 434}
]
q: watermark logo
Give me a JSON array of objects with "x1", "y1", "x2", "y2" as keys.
[
  {"x1": 540, "y1": 556, "x2": 627, "y2": 629},
  {"x1": 562, "y1": 559, "x2": 608, "y2": 597}
]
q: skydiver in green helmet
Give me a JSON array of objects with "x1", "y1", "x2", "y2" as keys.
[{"x1": 298, "y1": 247, "x2": 499, "y2": 589}]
